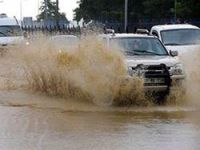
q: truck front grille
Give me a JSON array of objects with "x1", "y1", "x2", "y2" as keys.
[{"x1": 143, "y1": 64, "x2": 171, "y2": 87}]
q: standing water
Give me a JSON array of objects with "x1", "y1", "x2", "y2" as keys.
[{"x1": 0, "y1": 36, "x2": 200, "y2": 150}]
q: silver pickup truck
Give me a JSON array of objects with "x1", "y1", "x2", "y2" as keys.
[{"x1": 100, "y1": 32, "x2": 185, "y2": 101}]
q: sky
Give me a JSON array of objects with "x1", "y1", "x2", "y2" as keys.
[{"x1": 0, "y1": 0, "x2": 79, "y2": 21}]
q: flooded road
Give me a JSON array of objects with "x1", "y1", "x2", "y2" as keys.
[
  {"x1": 0, "y1": 39, "x2": 200, "y2": 150},
  {"x1": 0, "y1": 103, "x2": 200, "y2": 150}
]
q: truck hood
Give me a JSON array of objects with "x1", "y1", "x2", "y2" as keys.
[
  {"x1": 125, "y1": 55, "x2": 180, "y2": 67},
  {"x1": 0, "y1": 36, "x2": 24, "y2": 45}
]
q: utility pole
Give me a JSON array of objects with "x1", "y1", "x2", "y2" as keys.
[
  {"x1": 37, "y1": 0, "x2": 40, "y2": 15},
  {"x1": 174, "y1": 0, "x2": 177, "y2": 23},
  {"x1": 56, "y1": 0, "x2": 59, "y2": 28},
  {"x1": 124, "y1": 0, "x2": 128, "y2": 32},
  {"x1": 20, "y1": 0, "x2": 22, "y2": 21},
  {"x1": 45, "y1": 0, "x2": 47, "y2": 20},
  {"x1": 20, "y1": 0, "x2": 22, "y2": 25},
  {"x1": 56, "y1": 0, "x2": 59, "y2": 13}
]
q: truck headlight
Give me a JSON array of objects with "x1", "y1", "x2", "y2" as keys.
[
  {"x1": 127, "y1": 65, "x2": 145, "y2": 77},
  {"x1": 169, "y1": 63, "x2": 184, "y2": 75},
  {"x1": 127, "y1": 66, "x2": 134, "y2": 76}
]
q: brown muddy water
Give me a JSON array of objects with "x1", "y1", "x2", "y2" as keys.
[
  {"x1": 0, "y1": 37, "x2": 200, "y2": 150},
  {"x1": 0, "y1": 97, "x2": 200, "y2": 150}
]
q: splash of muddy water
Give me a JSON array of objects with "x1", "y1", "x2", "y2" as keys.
[
  {"x1": 178, "y1": 46, "x2": 200, "y2": 107},
  {"x1": 6, "y1": 36, "x2": 149, "y2": 107},
  {"x1": 2, "y1": 35, "x2": 200, "y2": 108}
]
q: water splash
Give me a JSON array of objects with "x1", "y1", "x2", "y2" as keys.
[
  {"x1": 178, "y1": 46, "x2": 200, "y2": 107},
  {"x1": 12, "y1": 36, "x2": 148, "y2": 106},
  {"x1": 4, "y1": 35, "x2": 200, "y2": 107}
]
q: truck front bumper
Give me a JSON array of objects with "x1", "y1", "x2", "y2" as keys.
[
  {"x1": 143, "y1": 74, "x2": 185, "y2": 92},
  {"x1": 144, "y1": 85, "x2": 168, "y2": 92}
]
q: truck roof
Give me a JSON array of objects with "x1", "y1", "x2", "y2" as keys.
[{"x1": 151, "y1": 24, "x2": 199, "y2": 32}]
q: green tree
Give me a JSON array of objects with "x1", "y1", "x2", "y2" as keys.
[
  {"x1": 143, "y1": 0, "x2": 174, "y2": 18},
  {"x1": 74, "y1": 0, "x2": 200, "y2": 22},
  {"x1": 180, "y1": 0, "x2": 200, "y2": 18},
  {"x1": 37, "y1": 0, "x2": 67, "y2": 21},
  {"x1": 74, "y1": 0, "x2": 124, "y2": 22}
]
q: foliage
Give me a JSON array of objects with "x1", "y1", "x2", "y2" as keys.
[
  {"x1": 37, "y1": 0, "x2": 67, "y2": 21},
  {"x1": 74, "y1": 0, "x2": 200, "y2": 22}
]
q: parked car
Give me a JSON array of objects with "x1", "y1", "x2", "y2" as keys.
[
  {"x1": 0, "y1": 14, "x2": 25, "y2": 55},
  {"x1": 0, "y1": 14, "x2": 24, "y2": 46},
  {"x1": 100, "y1": 32, "x2": 185, "y2": 101},
  {"x1": 150, "y1": 24, "x2": 200, "y2": 54}
]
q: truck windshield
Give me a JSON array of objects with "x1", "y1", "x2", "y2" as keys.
[
  {"x1": 0, "y1": 26, "x2": 22, "y2": 37},
  {"x1": 111, "y1": 37, "x2": 168, "y2": 56},
  {"x1": 161, "y1": 29, "x2": 200, "y2": 45}
]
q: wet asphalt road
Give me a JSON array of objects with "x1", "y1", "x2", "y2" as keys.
[{"x1": 0, "y1": 103, "x2": 200, "y2": 150}]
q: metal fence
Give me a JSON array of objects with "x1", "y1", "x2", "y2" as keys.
[
  {"x1": 21, "y1": 17, "x2": 82, "y2": 36},
  {"x1": 21, "y1": 17, "x2": 70, "y2": 30},
  {"x1": 103, "y1": 18, "x2": 200, "y2": 33},
  {"x1": 21, "y1": 17, "x2": 200, "y2": 35}
]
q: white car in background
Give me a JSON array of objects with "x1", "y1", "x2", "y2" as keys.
[
  {"x1": 100, "y1": 32, "x2": 185, "y2": 101},
  {"x1": 150, "y1": 24, "x2": 200, "y2": 54},
  {"x1": 0, "y1": 14, "x2": 24, "y2": 48}
]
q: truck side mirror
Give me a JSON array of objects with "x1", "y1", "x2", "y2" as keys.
[{"x1": 170, "y1": 50, "x2": 178, "y2": 57}]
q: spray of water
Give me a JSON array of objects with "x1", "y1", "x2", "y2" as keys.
[
  {"x1": 5, "y1": 35, "x2": 200, "y2": 108},
  {"x1": 10, "y1": 36, "x2": 149, "y2": 106},
  {"x1": 178, "y1": 46, "x2": 200, "y2": 107}
]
